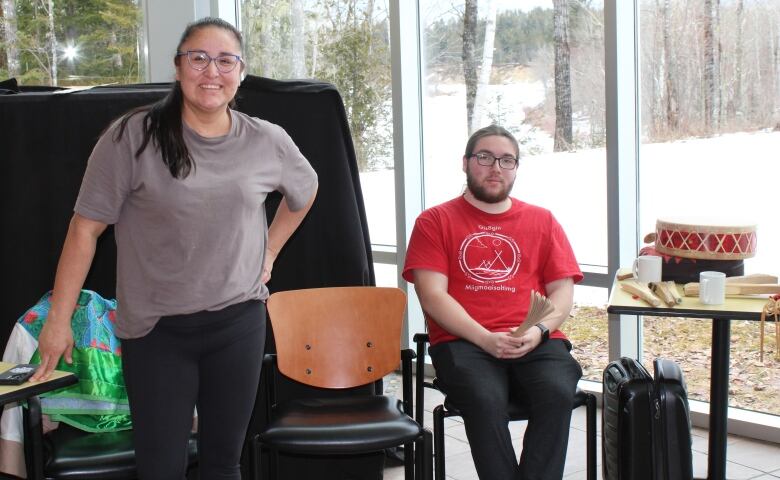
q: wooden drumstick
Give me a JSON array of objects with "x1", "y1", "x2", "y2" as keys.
[
  {"x1": 726, "y1": 274, "x2": 779, "y2": 284},
  {"x1": 620, "y1": 280, "x2": 662, "y2": 307},
  {"x1": 617, "y1": 272, "x2": 634, "y2": 281},
  {"x1": 683, "y1": 283, "x2": 780, "y2": 296},
  {"x1": 649, "y1": 282, "x2": 677, "y2": 307},
  {"x1": 664, "y1": 281, "x2": 683, "y2": 304}
]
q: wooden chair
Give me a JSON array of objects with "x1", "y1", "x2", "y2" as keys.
[
  {"x1": 251, "y1": 287, "x2": 432, "y2": 480},
  {"x1": 413, "y1": 333, "x2": 597, "y2": 480}
]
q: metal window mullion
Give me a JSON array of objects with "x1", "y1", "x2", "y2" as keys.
[
  {"x1": 605, "y1": 0, "x2": 641, "y2": 362},
  {"x1": 390, "y1": 0, "x2": 425, "y2": 349}
]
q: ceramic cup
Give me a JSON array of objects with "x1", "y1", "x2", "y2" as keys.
[
  {"x1": 699, "y1": 271, "x2": 726, "y2": 305},
  {"x1": 632, "y1": 255, "x2": 663, "y2": 283}
]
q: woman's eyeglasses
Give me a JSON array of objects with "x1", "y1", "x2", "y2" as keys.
[{"x1": 176, "y1": 50, "x2": 243, "y2": 73}]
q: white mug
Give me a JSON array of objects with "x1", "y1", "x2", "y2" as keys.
[
  {"x1": 632, "y1": 255, "x2": 662, "y2": 283},
  {"x1": 699, "y1": 271, "x2": 726, "y2": 305}
]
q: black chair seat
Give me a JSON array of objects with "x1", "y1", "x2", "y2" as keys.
[
  {"x1": 42, "y1": 424, "x2": 198, "y2": 479},
  {"x1": 439, "y1": 382, "x2": 592, "y2": 420},
  {"x1": 259, "y1": 395, "x2": 422, "y2": 455}
]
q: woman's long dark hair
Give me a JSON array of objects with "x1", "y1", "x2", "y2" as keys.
[{"x1": 115, "y1": 17, "x2": 243, "y2": 179}]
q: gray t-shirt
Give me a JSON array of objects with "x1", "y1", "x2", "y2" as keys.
[{"x1": 75, "y1": 109, "x2": 317, "y2": 338}]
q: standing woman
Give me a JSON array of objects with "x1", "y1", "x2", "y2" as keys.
[{"x1": 30, "y1": 17, "x2": 318, "y2": 479}]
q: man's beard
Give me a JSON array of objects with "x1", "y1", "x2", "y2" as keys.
[{"x1": 466, "y1": 171, "x2": 514, "y2": 204}]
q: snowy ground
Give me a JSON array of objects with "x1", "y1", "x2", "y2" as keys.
[{"x1": 360, "y1": 80, "x2": 780, "y2": 304}]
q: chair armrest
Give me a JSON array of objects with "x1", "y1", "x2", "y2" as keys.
[
  {"x1": 413, "y1": 334, "x2": 429, "y2": 383},
  {"x1": 401, "y1": 349, "x2": 416, "y2": 362},
  {"x1": 400, "y1": 349, "x2": 416, "y2": 417},
  {"x1": 262, "y1": 353, "x2": 277, "y2": 367},
  {"x1": 412, "y1": 333, "x2": 430, "y2": 425},
  {"x1": 262, "y1": 354, "x2": 278, "y2": 419}
]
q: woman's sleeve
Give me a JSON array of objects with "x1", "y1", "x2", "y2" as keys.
[
  {"x1": 274, "y1": 128, "x2": 318, "y2": 211},
  {"x1": 74, "y1": 121, "x2": 134, "y2": 224}
]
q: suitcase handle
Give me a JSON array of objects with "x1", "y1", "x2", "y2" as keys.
[{"x1": 605, "y1": 365, "x2": 623, "y2": 393}]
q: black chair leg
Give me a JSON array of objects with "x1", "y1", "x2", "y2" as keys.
[
  {"x1": 433, "y1": 405, "x2": 445, "y2": 480},
  {"x1": 248, "y1": 437, "x2": 260, "y2": 480},
  {"x1": 23, "y1": 396, "x2": 44, "y2": 480},
  {"x1": 585, "y1": 393, "x2": 597, "y2": 480},
  {"x1": 405, "y1": 441, "x2": 414, "y2": 480},
  {"x1": 413, "y1": 430, "x2": 434, "y2": 480},
  {"x1": 422, "y1": 429, "x2": 433, "y2": 480},
  {"x1": 268, "y1": 448, "x2": 278, "y2": 480}
]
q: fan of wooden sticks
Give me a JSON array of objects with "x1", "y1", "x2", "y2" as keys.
[{"x1": 510, "y1": 290, "x2": 555, "y2": 337}]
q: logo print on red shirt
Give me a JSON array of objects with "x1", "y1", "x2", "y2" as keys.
[{"x1": 458, "y1": 232, "x2": 520, "y2": 283}]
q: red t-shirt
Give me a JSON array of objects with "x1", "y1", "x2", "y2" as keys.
[{"x1": 402, "y1": 196, "x2": 583, "y2": 345}]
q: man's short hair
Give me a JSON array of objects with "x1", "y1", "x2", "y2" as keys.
[{"x1": 464, "y1": 125, "x2": 520, "y2": 159}]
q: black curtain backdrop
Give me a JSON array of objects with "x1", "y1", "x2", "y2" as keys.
[{"x1": 0, "y1": 76, "x2": 381, "y2": 479}]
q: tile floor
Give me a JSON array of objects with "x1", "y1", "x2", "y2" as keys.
[{"x1": 383, "y1": 375, "x2": 780, "y2": 480}]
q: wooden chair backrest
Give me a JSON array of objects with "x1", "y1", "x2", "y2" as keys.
[{"x1": 266, "y1": 286, "x2": 406, "y2": 389}]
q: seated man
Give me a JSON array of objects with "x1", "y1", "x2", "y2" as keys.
[{"x1": 402, "y1": 125, "x2": 583, "y2": 480}]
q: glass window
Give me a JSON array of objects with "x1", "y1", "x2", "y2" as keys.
[
  {"x1": 420, "y1": 0, "x2": 606, "y2": 267},
  {"x1": 568, "y1": 284, "x2": 609, "y2": 381},
  {"x1": 240, "y1": 0, "x2": 395, "y2": 246},
  {"x1": 420, "y1": 1, "x2": 607, "y2": 380},
  {"x1": 638, "y1": 0, "x2": 780, "y2": 416},
  {"x1": 374, "y1": 262, "x2": 399, "y2": 288},
  {"x1": 1, "y1": 0, "x2": 144, "y2": 86}
]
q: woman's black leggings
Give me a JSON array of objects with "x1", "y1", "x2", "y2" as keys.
[{"x1": 122, "y1": 300, "x2": 266, "y2": 480}]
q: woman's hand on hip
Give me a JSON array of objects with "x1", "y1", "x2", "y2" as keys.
[{"x1": 261, "y1": 246, "x2": 278, "y2": 284}]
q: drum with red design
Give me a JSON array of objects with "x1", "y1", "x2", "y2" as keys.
[
  {"x1": 638, "y1": 245, "x2": 744, "y2": 283},
  {"x1": 654, "y1": 218, "x2": 757, "y2": 260}
]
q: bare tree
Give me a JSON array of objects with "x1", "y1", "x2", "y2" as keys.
[
  {"x1": 310, "y1": 9, "x2": 319, "y2": 74},
  {"x1": 663, "y1": 0, "x2": 679, "y2": 132},
  {"x1": 553, "y1": 0, "x2": 572, "y2": 151},
  {"x1": 472, "y1": 0, "x2": 497, "y2": 131},
  {"x1": 772, "y1": 8, "x2": 780, "y2": 123},
  {"x1": 2, "y1": 0, "x2": 20, "y2": 78},
  {"x1": 715, "y1": 0, "x2": 721, "y2": 128},
  {"x1": 646, "y1": 1, "x2": 662, "y2": 136},
  {"x1": 733, "y1": 0, "x2": 744, "y2": 121},
  {"x1": 462, "y1": 0, "x2": 477, "y2": 133},
  {"x1": 291, "y1": 0, "x2": 305, "y2": 77},
  {"x1": 703, "y1": 0, "x2": 716, "y2": 131},
  {"x1": 45, "y1": 0, "x2": 57, "y2": 85}
]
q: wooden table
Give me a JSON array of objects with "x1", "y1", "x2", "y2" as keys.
[
  {"x1": 0, "y1": 362, "x2": 77, "y2": 406},
  {"x1": 0, "y1": 362, "x2": 78, "y2": 480},
  {"x1": 607, "y1": 271, "x2": 767, "y2": 480}
]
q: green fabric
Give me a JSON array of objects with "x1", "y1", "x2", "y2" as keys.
[
  {"x1": 48, "y1": 412, "x2": 132, "y2": 433},
  {"x1": 19, "y1": 290, "x2": 131, "y2": 432},
  {"x1": 30, "y1": 348, "x2": 127, "y2": 402},
  {"x1": 30, "y1": 348, "x2": 132, "y2": 432}
]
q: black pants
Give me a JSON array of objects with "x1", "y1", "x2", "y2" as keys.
[
  {"x1": 429, "y1": 339, "x2": 582, "y2": 480},
  {"x1": 122, "y1": 300, "x2": 266, "y2": 480}
]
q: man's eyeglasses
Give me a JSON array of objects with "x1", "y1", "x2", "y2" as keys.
[
  {"x1": 470, "y1": 152, "x2": 518, "y2": 170},
  {"x1": 176, "y1": 50, "x2": 243, "y2": 73}
]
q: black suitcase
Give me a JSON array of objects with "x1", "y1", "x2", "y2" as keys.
[
  {"x1": 602, "y1": 357, "x2": 693, "y2": 480},
  {"x1": 651, "y1": 358, "x2": 694, "y2": 480}
]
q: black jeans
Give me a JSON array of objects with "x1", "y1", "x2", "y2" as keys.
[
  {"x1": 122, "y1": 300, "x2": 266, "y2": 480},
  {"x1": 429, "y1": 338, "x2": 582, "y2": 480}
]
